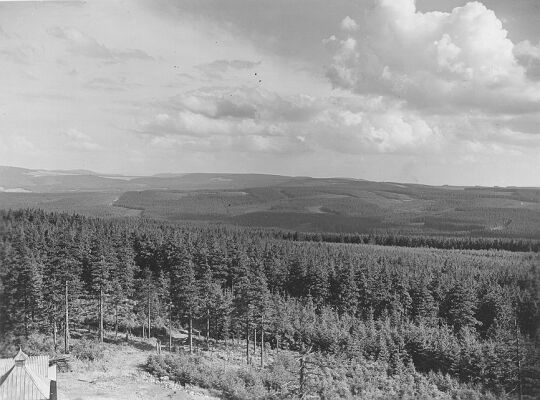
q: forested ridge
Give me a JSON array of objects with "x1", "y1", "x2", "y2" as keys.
[
  {"x1": 1, "y1": 209, "x2": 539, "y2": 398},
  {"x1": 279, "y1": 231, "x2": 540, "y2": 252}
]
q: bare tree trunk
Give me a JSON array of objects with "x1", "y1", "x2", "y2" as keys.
[
  {"x1": 147, "y1": 292, "x2": 151, "y2": 339},
  {"x1": 53, "y1": 302, "x2": 58, "y2": 352},
  {"x1": 142, "y1": 323, "x2": 145, "y2": 339},
  {"x1": 206, "y1": 309, "x2": 210, "y2": 350},
  {"x1": 246, "y1": 316, "x2": 250, "y2": 365},
  {"x1": 253, "y1": 327, "x2": 257, "y2": 362},
  {"x1": 99, "y1": 286, "x2": 104, "y2": 343},
  {"x1": 169, "y1": 305, "x2": 172, "y2": 352},
  {"x1": 188, "y1": 316, "x2": 193, "y2": 354},
  {"x1": 114, "y1": 302, "x2": 118, "y2": 340},
  {"x1": 24, "y1": 289, "x2": 29, "y2": 339},
  {"x1": 299, "y1": 356, "x2": 306, "y2": 398},
  {"x1": 65, "y1": 281, "x2": 70, "y2": 354},
  {"x1": 260, "y1": 316, "x2": 264, "y2": 368}
]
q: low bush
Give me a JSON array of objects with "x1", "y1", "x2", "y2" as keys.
[
  {"x1": 146, "y1": 352, "x2": 504, "y2": 400},
  {"x1": 0, "y1": 333, "x2": 57, "y2": 357},
  {"x1": 71, "y1": 339, "x2": 106, "y2": 361}
]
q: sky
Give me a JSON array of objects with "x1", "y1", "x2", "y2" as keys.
[{"x1": 0, "y1": 0, "x2": 539, "y2": 186}]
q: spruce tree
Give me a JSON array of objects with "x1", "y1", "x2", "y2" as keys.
[{"x1": 171, "y1": 255, "x2": 199, "y2": 353}]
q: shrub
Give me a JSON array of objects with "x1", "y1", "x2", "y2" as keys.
[
  {"x1": 0, "y1": 333, "x2": 56, "y2": 357},
  {"x1": 71, "y1": 339, "x2": 106, "y2": 361},
  {"x1": 146, "y1": 351, "x2": 504, "y2": 400}
]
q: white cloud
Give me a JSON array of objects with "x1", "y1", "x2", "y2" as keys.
[
  {"x1": 340, "y1": 16, "x2": 358, "y2": 32},
  {"x1": 137, "y1": 86, "x2": 443, "y2": 155},
  {"x1": 314, "y1": 106, "x2": 440, "y2": 154},
  {"x1": 197, "y1": 59, "x2": 261, "y2": 78},
  {"x1": 63, "y1": 129, "x2": 99, "y2": 151},
  {"x1": 48, "y1": 26, "x2": 153, "y2": 62},
  {"x1": 326, "y1": 0, "x2": 540, "y2": 113}
]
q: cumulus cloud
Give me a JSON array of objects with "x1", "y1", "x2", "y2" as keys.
[
  {"x1": 174, "y1": 87, "x2": 320, "y2": 121},
  {"x1": 314, "y1": 105, "x2": 440, "y2": 154},
  {"x1": 340, "y1": 16, "x2": 358, "y2": 32},
  {"x1": 48, "y1": 26, "x2": 153, "y2": 62},
  {"x1": 326, "y1": 0, "x2": 540, "y2": 113},
  {"x1": 138, "y1": 88, "x2": 306, "y2": 154},
  {"x1": 137, "y1": 86, "x2": 443, "y2": 155}
]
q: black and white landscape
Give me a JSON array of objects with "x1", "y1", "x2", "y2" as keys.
[{"x1": 0, "y1": 1, "x2": 539, "y2": 399}]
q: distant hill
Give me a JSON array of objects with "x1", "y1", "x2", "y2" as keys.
[
  {"x1": 114, "y1": 178, "x2": 540, "y2": 238},
  {"x1": 1, "y1": 165, "x2": 540, "y2": 238},
  {"x1": 0, "y1": 166, "x2": 301, "y2": 193}
]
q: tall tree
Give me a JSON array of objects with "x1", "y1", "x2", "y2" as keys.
[
  {"x1": 443, "y1": 282, "x2": 480, "y2": 333},
  {"x1": 172, "y1": 255, "x2": 199, "y2": 353},
  {"x1": 90, "y1": 239, "x2": 112, "y2": 343}
]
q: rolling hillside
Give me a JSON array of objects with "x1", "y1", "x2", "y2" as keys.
[
  {"x1": 2, "y1": 166, "x2": 540, "y2": 238},
  {"x1": 114, "y1": 180, "x2": 540, "y2": 238},
  {"x1": 0, "y1": 166, "x2": 299, "y2": 192}
]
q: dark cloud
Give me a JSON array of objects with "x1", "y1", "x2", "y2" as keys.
[{"x1": 514, "y1": 41, "x2": 540, "y2": 81}]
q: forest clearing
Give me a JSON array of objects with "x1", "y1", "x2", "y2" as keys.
[{"x1": 38, "y1": 331, "x2": 218, "y2": 400}]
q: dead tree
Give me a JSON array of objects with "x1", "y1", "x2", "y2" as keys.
[
  {"x1": 147, "y1": 291, "x2": 151, "y2": 339},
  {"x1": 260, "y1": 316, "x2": 264, "y2": 368},
  {"x1": 64, "y1": 280, "x2": 70, "y2": 353},
  {"x1": 99, "y1": 286, "x2": 103, "y2": 343}
]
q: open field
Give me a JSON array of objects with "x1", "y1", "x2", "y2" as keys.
[{"x1": 59, "y1": 343, "x2": 217, "y2": 400}]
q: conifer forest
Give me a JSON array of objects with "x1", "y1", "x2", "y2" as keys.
[{"x1": 0, "y1": 209, "x2": 538, "y2": 398}]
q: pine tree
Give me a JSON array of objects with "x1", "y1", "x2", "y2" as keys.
[
  {"x1": 110, "y1": 244, "x2": 137, "y2": 339},
  {"x1": 443, "y1": 283, "x2": 480, "y2": 333},
  {"x1": 198, "y1": 266, "x2": 221, "y2": 348},
  {"x1": 171, "y1": 254, "x2": 199, "y2": 353},
  {"x1": 89, "y1": 239, "x2": 112, "y2": 343}
]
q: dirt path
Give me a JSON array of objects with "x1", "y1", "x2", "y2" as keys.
[{"x1": 58, "y1": 344, "x2": 219, "y2": 400}]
